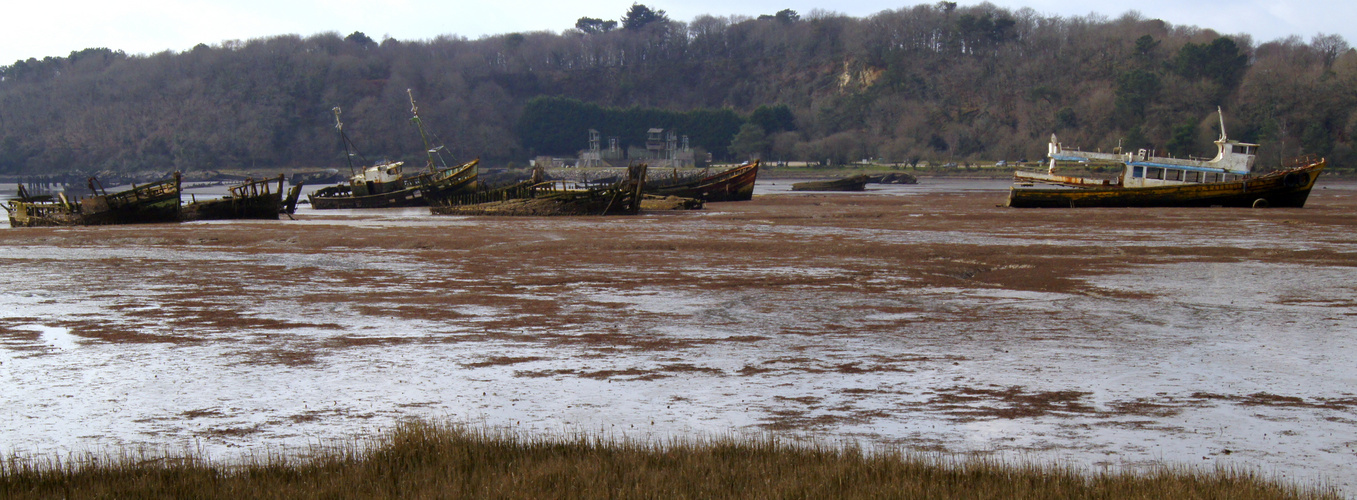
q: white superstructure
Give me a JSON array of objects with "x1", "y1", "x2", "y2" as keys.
[{"x1": 1023, "y1": 109, "x2": 1259, "y2": 188}]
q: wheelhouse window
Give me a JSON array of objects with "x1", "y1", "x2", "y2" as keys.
[{"x1": 1132, "y1": 166, "x2": 1144, "y2": 178}]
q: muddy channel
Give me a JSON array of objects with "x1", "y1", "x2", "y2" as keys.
[{"x1": 2, "y1": 178, "x2": 1355, "y2": 492}]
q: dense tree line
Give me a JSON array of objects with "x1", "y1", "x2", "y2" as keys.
[
  {"x1": 516, "y1": 96, "x2": 793, "y2": 160},
  {"x1": 1, "y1": 3, "x2": 1354, "y2": 174}
]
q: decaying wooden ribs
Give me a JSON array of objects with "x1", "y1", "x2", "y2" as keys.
[
  {"x1": 6, "y1": 173, "x2": 184, "y2": 227},
  {"x1": 182, "y1": 174, "x2": 303, "y2": 221},
  {"x1": 7, "y1": 173, "x2": 305, "y2": 227},
  {"x1": 643, "y1": 160, "x2": 758, "y2": 202},
  {"x1": 430, "y1": 164, "x2": 649, "y2": 216}
]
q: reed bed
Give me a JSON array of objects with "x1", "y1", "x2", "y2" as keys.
[{"x1": 0, "y1": 422, "x2": 1336, "y2": 499}]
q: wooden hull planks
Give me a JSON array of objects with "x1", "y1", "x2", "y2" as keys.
[
  {"x1": 182, "y1": 175, "x2": 289, "y2": 221},
  {"x1": 432, "y1": 164, "x2": 648, "y2": 216},
  {"x1": 309, "y1": 184, "x2": 427, "y2": 209},
  {"x1": 644, "y1": 160, "x2": 758, "y2": 202},
  {"x1": 409, "y1": 160, "x2": 480, "y2": 206}
]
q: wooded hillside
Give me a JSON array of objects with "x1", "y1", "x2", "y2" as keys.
[{"x1": 1, "y1": 3, "x2": 1354, "y2": 174}]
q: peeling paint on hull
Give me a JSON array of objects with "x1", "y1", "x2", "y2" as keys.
[{"x1": 1008, "y1": 160, "x2": 1325, "y2": 208}]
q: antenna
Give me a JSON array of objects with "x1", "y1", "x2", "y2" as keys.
[
  {"x1": 334, "y1": 106, "x2": 356, "y2": 176},
  {"x1": 408, "y1": 89, "x2": 438, "y2": 173},
  {"x1": 1217, "y1": 106, "x2": 1227, "y2": 142}
]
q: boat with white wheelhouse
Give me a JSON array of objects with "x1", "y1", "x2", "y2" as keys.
[{"x1": 1009, "y1": 110, "x2": 1324, "y2": 208}]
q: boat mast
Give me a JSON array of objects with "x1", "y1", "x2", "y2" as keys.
[
  {"x1": 333, "y1": 107, "x2": 356, "y2": 176},
  {"x1": 1217, "y1": 106, "x2": 1227, "y2": 142},
  {"x1": 408, "y1": 89, "x2": 438, "y2": 174}
]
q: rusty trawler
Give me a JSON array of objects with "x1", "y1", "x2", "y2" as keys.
[
  {"x1": 310, "y1": 92, "x2": 477, "y2": 209},
  {"x1": 1009, "y1": 110, "x2": 1324, "y2": 208}
]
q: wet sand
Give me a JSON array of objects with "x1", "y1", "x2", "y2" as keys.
[{"x1": 2, "y1": 179, "x2": 1356, "y2": 492}]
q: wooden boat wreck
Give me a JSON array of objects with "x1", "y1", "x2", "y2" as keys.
[
  {"x1": 413, "y1": 159, "x2": 479, "y2": 205},
  {"x1": 182, "y1": 174, "x2": 303, "y2": 221},
  {"x1": 310, "y1": 92, "x2": 477, "y2": 209},
  {"x1": 643, "y1": 160, "x2": 759, "y2": 202},
  {"x1": 6, "y1": 173, "x2": 183, "y2": 227},
  {"x1": 1009, "y1": 111, "x2": 1324, "y2": 208},
  {"x1": 5, "y1": 186, "x2": 82, "y2": 227},
  {"x1": 431, "y1": 164, "x2": 647, "y2": 216},
  {"x1": 791, "y1": 174, "x2": 870, "y2": 192}
]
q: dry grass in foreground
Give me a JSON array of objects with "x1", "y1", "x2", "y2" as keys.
[{"x1": 0, "y1": 422, "x2": 1336, "y2": 499}]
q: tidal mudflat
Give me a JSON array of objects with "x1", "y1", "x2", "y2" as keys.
[{"x1": 2, "y1": 179, "x2": 1354, "y2": 493}]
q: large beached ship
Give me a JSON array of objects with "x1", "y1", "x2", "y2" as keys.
[{"x1": 1009, "y1": 110, "x2": 1324, "y2": 208}]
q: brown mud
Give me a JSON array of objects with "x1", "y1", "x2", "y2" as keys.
[{"x1": 2, "y1": 182, "x2": 1356, "y2": 490}]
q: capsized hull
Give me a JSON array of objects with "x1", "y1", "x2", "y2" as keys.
[
  {"x1": 791, "y1": 174, "x2": 870, "y2": 192},
  {"x1": 1008, "y1": 160, "x2": 1325, "y2": 208}
]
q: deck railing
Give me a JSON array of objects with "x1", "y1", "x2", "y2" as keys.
[{"x1": 1281, "y1": 154, "x2": 1320, "y2": 169}]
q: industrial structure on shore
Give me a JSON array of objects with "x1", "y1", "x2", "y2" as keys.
[{"x1": 537, "y1": 128, "x2": 701, "y2": 169}]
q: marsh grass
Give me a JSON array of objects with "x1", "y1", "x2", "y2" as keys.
[{"x1": 0, "y1": 422, "x2": 1336, "y2": 499}]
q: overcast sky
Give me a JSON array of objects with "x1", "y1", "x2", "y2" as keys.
[{"x1": 3, "y1": 0, "x2": 1353, "y2": 66}]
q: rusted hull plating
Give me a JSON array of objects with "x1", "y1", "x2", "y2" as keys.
[{"x1": 1008, "y1": 159, "x2": 1325, "y2": 208}]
